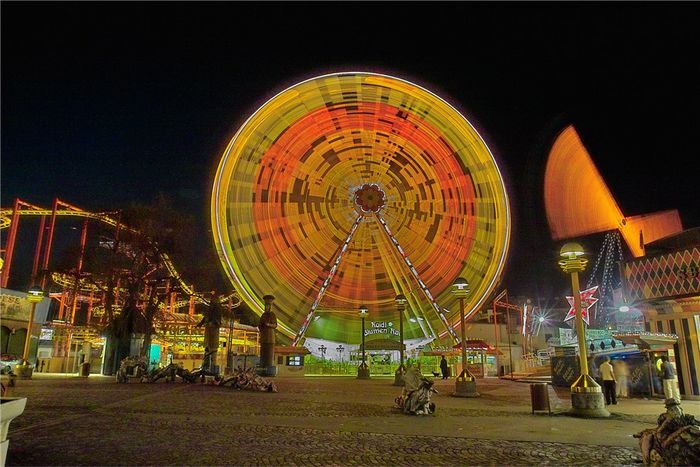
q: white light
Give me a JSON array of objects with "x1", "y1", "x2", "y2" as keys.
[
  {"x1": 619, "y1": 305, "x2": 630, "y2": 312},
  {"x1": 538, "y1": 316, "x2": 545, "y2": 323}
]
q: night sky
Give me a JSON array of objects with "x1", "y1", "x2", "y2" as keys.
[{"x1": 2, "y1": 2, "x2": 698, "y2": 299}]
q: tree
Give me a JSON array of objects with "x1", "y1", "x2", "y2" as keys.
[{"x1": 85, "y1": 194, "x2": 197, "y2": 374}]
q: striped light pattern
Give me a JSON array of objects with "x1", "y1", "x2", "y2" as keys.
[
  {"x1": 544, "y1": 125, "x2": 682, "y2": 257},
  {"x1": 211, "y1": 72, "x2": 511, "y2": 343}
]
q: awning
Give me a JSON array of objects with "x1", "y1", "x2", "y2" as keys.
[
  {"x1": 274, "y1": 345, "x2": 311, "y2": 355},
  {"x1": 610, "y1": 331, "x2": 678, "y2": 350}
]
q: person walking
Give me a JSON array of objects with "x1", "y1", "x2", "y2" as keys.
[
  {"x1": 439, "y1": 355, "x2": 449, "y2": 380},
  {"x1": 613, "y1": 359, "x2": 630, "y2": 398},
  {"x1": 589, "y1": 357, "x2": 601, "y2": 385},
  {"x1": 660, "y1": 356, "x2": 681, "y2": 402},
  {"x1": 599, "y1": 356, "x2": 617, "y2": 405}
]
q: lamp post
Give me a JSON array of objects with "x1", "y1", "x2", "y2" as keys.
[
  {"x1": 357, "y1": 305, "x2": 370, "y2": 379},
  {"x1": 559, "y1": 242, "x2": 609, "y2": 418},
  {"x1": 226, "y1": 302, "x2": 235, "y2": 376},
  {"x1": 318, "y1": 345, "x2": 327, "y2": 375},
  {"x1": 451, "y1": 277, "x2": 479, "y2": 397},
  {"x1": 393, "y1": 294, "x2": 407, "y2": 386},
  {"x1": 336, "y1": 345, "x2": 344, "y2": 373},
  {"x1": 17, "y1": 285, "x2": 44, "y2": 379}
]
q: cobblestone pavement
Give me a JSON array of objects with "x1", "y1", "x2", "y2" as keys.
[{"x1": 3, "y1": 375, "x2": 673, "y2": 466}]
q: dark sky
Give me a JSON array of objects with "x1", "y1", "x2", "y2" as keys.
[{"x1": 2, "y1": 2, "x2": 699, "y2": 298}]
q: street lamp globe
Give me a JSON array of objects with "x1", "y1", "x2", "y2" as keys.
[
  {"x1": 394, "y1": 294, "x2": 407, "y2": 309},
  {"x1": 358, "y1": 305, "x2": 368, "y2": 317},
  {"x1": 26, "y1": 285, "x2": 44, "y2": 303},
  {"x1": 559, "y1": 242, "x2": 585, "y2": 259},
  {"x1": 451, "y1": 277, "x2": 470, "y2": 298},
  {"x1": 558, "y1": 242, "x2": 588, "y2": 274}
]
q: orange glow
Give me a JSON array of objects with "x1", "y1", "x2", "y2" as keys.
[{"x1": 544, "y1": 126, "x2": 682, "y2": 257}]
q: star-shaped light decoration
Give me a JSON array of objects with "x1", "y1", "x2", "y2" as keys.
[{"x1": 564, "y1": 286, "x2": 599, "y2": 326}]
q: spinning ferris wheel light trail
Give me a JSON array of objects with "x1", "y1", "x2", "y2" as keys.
[
  {"x1": 293, "y1": 214, "x2": 363, "y2": 346},
  {"x1": 212, "y1": 72, "x2": 511, "y2": 345},
  {"x1": 292, "y1": 181, "x2": 457, "y2": 346},
  {"x1": 375, "y1": 215, "x2": 458, "y2": 343}
]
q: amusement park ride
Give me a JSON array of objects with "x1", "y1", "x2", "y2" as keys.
[
  {"x1": 3, "y1": 74, "x2": 685, "y2": 382},
  {"x1": 210, "y1": 72, "x2": 512, "y2": 350},
  {"x1": 2, "y1": 73, "x2": 515, "y2": 378},
  {"x1": 0, "y1": 198, "x2": 253, "y2": 374},
  {"x1": 545, "y1": 126, "x2": 684, "y2": 328}
]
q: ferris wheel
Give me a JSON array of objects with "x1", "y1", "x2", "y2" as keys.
[{"x1": 211, "y1": 72, "x2": 511, "y2": 345}]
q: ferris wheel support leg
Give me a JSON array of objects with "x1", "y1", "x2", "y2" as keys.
[
  {"x1": 291, "y1": 215, "x2": 364, "y2": 347},
  {"x1": 376, "y1": 215, "x2": 459, "y2": 344}
]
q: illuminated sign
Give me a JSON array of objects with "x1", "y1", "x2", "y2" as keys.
[{"x1": 365, "y1": 321, "x2": 400, "y2": 337}]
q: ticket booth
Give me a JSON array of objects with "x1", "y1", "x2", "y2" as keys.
[{"x1": 274, "y1": 345, "x2": 311, "y2": 377}]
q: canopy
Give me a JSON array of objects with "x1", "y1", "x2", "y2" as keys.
[{"x1": 610, "y1": 331, "x2": 677, "y2": 350}]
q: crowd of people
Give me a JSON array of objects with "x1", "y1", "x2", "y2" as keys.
[{"x1": 594, "y1": 355, "x2": 681, "y2": 407}]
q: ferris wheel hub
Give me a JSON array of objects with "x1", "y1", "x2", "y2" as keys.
[{"x1": 353, "y1": 183, "x2": 386, "y2": 214}]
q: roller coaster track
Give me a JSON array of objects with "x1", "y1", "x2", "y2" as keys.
[
  {"x1": 0, "y1": 202, "x2": 240, "y2": 307},
  {"x1": 49, "y1": 272, "x2": 220, "y2": 307}
]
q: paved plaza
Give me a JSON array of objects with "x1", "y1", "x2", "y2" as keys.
[{"x1": 5, "y1": 373, "x2": 699, "y2": 466}]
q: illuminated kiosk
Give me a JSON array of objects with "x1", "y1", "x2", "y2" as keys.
[
  {"x1": 211, "y1": 72, "x2": 510, "y2": 358},
  {"x1": 273, "y1": 345, "x2": 311, "y2": 376}
]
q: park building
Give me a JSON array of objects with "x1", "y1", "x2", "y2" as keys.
[{"x1": 620, "y1": 227, "x2": 700, "y2": 400}]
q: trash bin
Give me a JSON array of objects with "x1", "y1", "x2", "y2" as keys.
[
  {"x1": 530, "y1": 382, "x2": 551, "y2": 415},
  {"x1": 79, "y1": 362, "x2": 91, "y2": 377}
]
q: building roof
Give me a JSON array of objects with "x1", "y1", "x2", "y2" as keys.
[
  {"x1": 274, "y1": 345, "x2": 311, "y2": 355},
  {"x1": 645, "y1": 227, "x2": 700, "y2": 255}
]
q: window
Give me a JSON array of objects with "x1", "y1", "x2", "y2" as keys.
[{"x1": 286, "y1": 356, "x2": 303, "y2": 366}]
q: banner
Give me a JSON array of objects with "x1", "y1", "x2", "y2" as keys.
[{"x1": 0, "y1": 288, "x2": 51, "y2": 323}]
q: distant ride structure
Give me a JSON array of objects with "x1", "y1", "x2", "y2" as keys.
[
  {"x1": 0, "y1": 199, "x2": 250, "y2": 376},
  {"x1": 211, "y1": 72, "x2": 511, "y2": 346}
]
